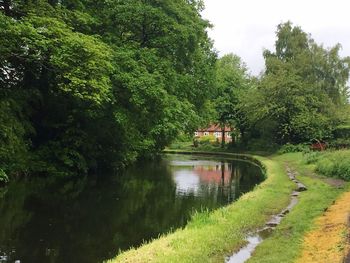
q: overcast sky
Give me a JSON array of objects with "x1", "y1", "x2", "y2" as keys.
[{"x1": 201, "y1": 0, "x2": 350, "y2": 76}]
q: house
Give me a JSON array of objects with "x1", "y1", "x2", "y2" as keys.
[{"x1": 194, "y1": 124, "x2": 233, "y2": 143}]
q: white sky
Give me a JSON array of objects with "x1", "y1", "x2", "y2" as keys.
[{"x1": 201, "y1": 0, "x2": 350, "y2": 76}]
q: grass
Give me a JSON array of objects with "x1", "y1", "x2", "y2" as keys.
[
  {"x1": 108, "y1": 152, "x2": 294, "y2": 263},
  {"x1": 304, "y1": 150, "x2": 350, "y2": 181},
  {"x1": 247, "y1": 153, "x2": 349, "y2": 263},
  {"x1": 166, "y1": 141, "x2": 273, "y2": 157},
  {"x1": 166, "y1": 140, "x2": 223, "y2": 152}
]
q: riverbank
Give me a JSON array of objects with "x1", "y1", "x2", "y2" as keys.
[
  {"x1": 108, "y1": 151, "x2": 292, "y2": 262},
  {"x1": 108, "y1": 151, "x2": 350, "y2": 263}
]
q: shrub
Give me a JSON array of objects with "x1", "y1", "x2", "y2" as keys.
[
  {"x1": 193, "y1": 139, "x2": 199, "y2": 148},
  {"x1": 303, "y1": 151, "x2": 322, "y2": 164},
  {"x1": 176, "y1": 133, "x2": 193, "y2": 142},
  {"x1": 198, "y1": 135, "x2": 217, "y2": 145},
  {"x1": 312, "y1": 150, "x2": 350, "y2": 181},
  {"x1": 279, "y1": 143, "x2": 310, "y2": 154},
  {"x1": 333, "y1": 125, "x2": 350, "y2": 139},
  {"x1": 245, "y1": 138, "x2": 279, "y2": 152},
  {"x1": 196, "y1": 144, "x2": 221, "y2": 151},
  {"x1": 0, "y1": 169, "x2": 9, "y2": 185},
  {"x1": 328, "y1": 138, "x2": 350, "y2": 149}
]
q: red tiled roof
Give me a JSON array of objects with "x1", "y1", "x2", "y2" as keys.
[{"x1": 197, "y1": 124, "x2": 232, "y2": 132}]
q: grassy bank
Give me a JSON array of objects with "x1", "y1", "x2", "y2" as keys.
[
  {"x1": 304, "y1": 149, "x2": 350, "y2": 181},
  {"x1": 247, "y1": 153, "x2": 349, "y2": 263},
  {"x1": 108, "y1": 152, "x2": 294, "y2": 263}
]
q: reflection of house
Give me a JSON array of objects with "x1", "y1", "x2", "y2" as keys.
[
  {"x1": 193, "y1": 165, "x2": 231, "y2": 184},
  {"x1": 194, "y1": 124, "x2": 233, "y2": 143}
]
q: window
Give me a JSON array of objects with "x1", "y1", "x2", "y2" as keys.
[
  {"x1": 204, "y1": 132, "x2": 209, "y2": 136},
  {"x1": 194, "y1": 132, "x2": 199, "y2": 137},
  {"x1": 214, "y1": 132, "x2": 221, "y2": 138}
]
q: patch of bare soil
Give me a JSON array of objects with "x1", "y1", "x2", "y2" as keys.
[
  {"x1": 324, "y1": 178, "x2": 346, "y2": 188},
  {"x1": 296, "y1": 192, "x2": 350, "y2": 263}
]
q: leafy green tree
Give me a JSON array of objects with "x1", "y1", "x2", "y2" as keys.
[
  {"x1": 239, "y1": 22, "x2": 350, "y2": 145},
  {"x1": 0, "y1": 0, "x2": 216, "y2": 177},
  {"x1": 213, "y1": 54, "x2": 250, "y2": 147}
]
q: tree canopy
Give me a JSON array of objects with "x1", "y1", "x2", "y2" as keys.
[
  {"x1": 1, "y1": 1, "x2": 349, "y2": 178},
  {"x1": 237, "y1": 22, "x2": 350, "y2": 146},
  {"x1": 0, "y1": 0, "x2": 216, "y2": 176}
]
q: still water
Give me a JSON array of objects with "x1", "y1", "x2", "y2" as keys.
[{"x1": 0, "y1": 154, "x2": 264, "y2": 263}]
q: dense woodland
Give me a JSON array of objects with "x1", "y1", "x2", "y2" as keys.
[
  {"x1": 1, "y1": 0, "x2": 350, "y2": 180},
  {"x1": 0, "y1": 0, "x2": 216, "y2": 178}
]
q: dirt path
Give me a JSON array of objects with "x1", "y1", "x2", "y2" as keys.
[{"x1": 296, "y1": 191, "x2": 350, "y2": 263}]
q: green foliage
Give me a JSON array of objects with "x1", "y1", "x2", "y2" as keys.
[
  {"x1": 278, "y1": 143, "x2": 309, "y2": 154},
  {"x1": 303, "y1": 151, "x2": 322, "y2": 164},
  {"x1": 334, "y1": 125, "x2": 350, "y2": 139},
  {"x1": 176, "y1": 133, "x2": 194, "y2": 143},
  {"x1": 213, "y1": 54, "x2": 250, "y2": 132},
  {"x1": 303, "y1": 150, "x2": 350, "y2": 181},
  {"x1": 0, "y1": 99, "x2": 30, "y2": 173},
  {"x1": 244, "y1": 138, "x2": 279, "y2": 152},
  {"x1": 328, "y1": 138, "x2": 350, "y2": 149},
  {"x1": 237, "y1": 22, "x2": 350, "y2": 145},
  {"x1": 198, "y1": 135, "x2": 217, "y2": 145},
  {"x1": 168, "y1": 141, "x2": 194, "y2": 150},
  {"x1": 314, "y1": 150, "x2": 350, "y2": 181},
  {"x1": 0, "y1": 0, "x2": 216, "y2": 176},
  {"x1": 0, "y1": 169, "x2": 9, "y2": 185}
]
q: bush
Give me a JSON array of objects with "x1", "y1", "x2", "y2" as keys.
[
  {"x1": 196, "y1": 144, "x2": 221, "y2": 151},
  {"x1": 176, "y1": 133, "x2": 193, "y2": 142},
  {"x1": 198, "y1": 135, "x2": 217, "y2": 145},
  {"x1": 303, "y1": 151, "x2": 322, "y2": 164},
  {"x1": 333, "y1": 125, "x2": 350, "y2": 139},
  {"x1": 308, "y1": 150, "x2": 350, "y2": 181},
  {"x1": 328, "y1": 138, "x2": 350, "y2": 149},
  {"x1": 279, "y1": 143, "x2": 310, "y2": 154},
  {"x1": 193, "y1": 139, "x2": 199, "y2": 148},
  {"x1": 245, "y1": 138, "x2": 279, "y2": 152},
  {"x1": 0, "y1": 169, "x2": 9, "y2": 185}
]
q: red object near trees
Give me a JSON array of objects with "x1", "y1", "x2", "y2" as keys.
[{"x1": 310, "y1": 141, "x2": 327, "y2": 151}]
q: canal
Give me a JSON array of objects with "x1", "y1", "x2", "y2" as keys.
[{"x1": 0, "y1": 154, "x2": 264, "y2": 263}]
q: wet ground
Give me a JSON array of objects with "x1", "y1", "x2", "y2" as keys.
[{"x1": 225, "y1": 166, "x2": 307, "y2": 263}]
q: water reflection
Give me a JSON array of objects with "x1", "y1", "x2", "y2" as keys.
[
  {"x1": 0, "y1": 154, "x2": 264, "y2": 263},
  {"x1": 169, "y1": 155, "x2": 260, "y2": 204}
]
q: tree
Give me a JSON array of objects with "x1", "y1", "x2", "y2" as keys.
[
  {"x1": 0, "y1": 0, "x2": 216, "y2": 176},
  {"x1": 238, "y1": 22, "x2": 350, "y2": 146},
  {"x1": 213, "y1": 54, "x2": 250, "y2": 147}
]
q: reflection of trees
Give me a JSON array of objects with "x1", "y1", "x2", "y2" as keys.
[
  {"x1": 0, "y1": 159, "x2": 214, "y2": 263},
  {"x1": 0, "y1": 182, "x2": 33, "y2": 262},
  {"x1": 216, "y1": 160, "x2": 264, "y2": 204},
  {"x1": 0, "y1": 157, "x2": 264, "y2": 263},
  {"x1": 0, "y1": 176, "x2": 91, "y2": 263}
]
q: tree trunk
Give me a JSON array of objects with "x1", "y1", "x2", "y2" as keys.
[
  {"x1": 221, "y1": 162, "x2": 225, "y2": 186},
  {"x1": 2, "y1": 0, "x2": 11, "y2": 16},
  {"x1": 221, "y1": 126, "x2": 225, "y2": 148}
]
